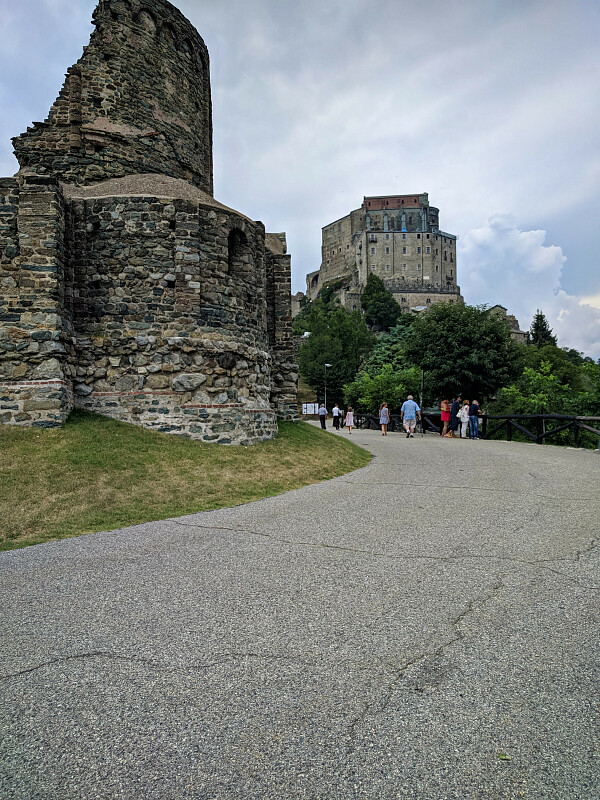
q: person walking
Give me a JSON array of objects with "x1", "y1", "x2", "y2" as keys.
[
  {"x1": 318, "y1": 403, "x2": 327, "y2": 430},
  {"x1": 440, "y1": 398, "x2": 451, "y2": 437},
  {"x1": 332, "y1": 403, "x2": 341, "y2": 430},
  {"x1": 345, "y1": 406, "x2": 354, "y2": 434},
  {"x1": 449, "y1": 394, "x2": 462, "y2": 438},
  {"x1": 458, "y1": 399, "x2": 470, "y2": 438},
  {"x1": 400, "y1": 395, "x2": 421, "y2": 438},
  {"x1": 379, "y1": 402, "x2": 390, "y2": 436},
  {"x1": 469, "y1": 399, "x2": 482, "y2": 439}
]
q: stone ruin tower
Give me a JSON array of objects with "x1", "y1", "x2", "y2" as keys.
[{"x1": 0, "y1": 0, "x2": 298, "y2": 444}]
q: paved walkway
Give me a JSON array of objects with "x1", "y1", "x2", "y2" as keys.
[{"x1": 1, "y1": 428, "x2": 598, "y2": 800}]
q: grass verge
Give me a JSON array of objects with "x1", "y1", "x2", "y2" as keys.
[{"x1": 0, "y1": 410, "x2": 371, "y2": 551}]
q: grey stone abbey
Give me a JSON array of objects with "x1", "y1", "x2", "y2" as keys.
[
  {"x1": 304, "y1": 194, "x2": 463, "y2": 313},
  {"x1": 0, "y1": 0, "x2": 298, "y2": 444}
]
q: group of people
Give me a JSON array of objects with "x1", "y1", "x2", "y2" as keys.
[
  {"x1": 318, "y1": 403, "x2": 354, "y2": 433},
  {"x1": 440, "y1": 395, "x2": 483, "y2": 439},
  {"x1": 318, "y1": 393, "x2": 484, "y2": 439},
  {"x1": 317, "y1": 395, "x2": 421, "y2": 438}
]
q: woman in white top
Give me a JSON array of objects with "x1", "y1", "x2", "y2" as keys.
[{"x1": 458, "y1": 399, "x2": 470, "y2": 438}]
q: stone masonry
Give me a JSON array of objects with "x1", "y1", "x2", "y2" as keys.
[{"x1": 0, "y1": 0, "x2": 298, "y2": 444}]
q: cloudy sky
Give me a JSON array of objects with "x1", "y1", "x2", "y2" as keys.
[{"x1": 1, "y1": 0, "x2": 599, "y2": 356}]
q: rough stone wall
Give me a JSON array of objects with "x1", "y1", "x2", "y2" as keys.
[
  {"x1": 266, "y1": 248, "x2": 298, "y2": 420},
  {"x1": 13, "y1": 0, "x2": 213, "y2": 193},
  {"x1": 0, "y1": 176, "x2": 75, "y2": 427},
  {"x1": 63, "y1": 189, "x2": 281, "y2": 442},
  {"x1": 390, "y1": 288, "x2": 462, "y2": 312}
]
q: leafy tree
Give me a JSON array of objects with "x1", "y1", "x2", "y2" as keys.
[
  {"x1": 402, "y1": 303, "x2": 521, "y2": 402},
  {"x1": 360, "y1": 316, "x2": 415, "y2": 374},
  {"x1": 493, "y1": 361, "x2": 571, "y2": 415},
  {"x1": 578, "y1": 360, "x2": 600, "y2": 416},
  {"x1": 344, "y1": 363, "x2": 421, "y2": 412},
  {"x1": 360, "y1": 273, "x2": 402, "y2": 331},
  {"x1": 529, "y1": 309, "x2": 557, "y2": 347},
  {"x1": 297, "y1": 302, "x2": 375, "y2": 402},
  {"x1": 521, "y1": 343, "x2": 585, "y2": 391}
]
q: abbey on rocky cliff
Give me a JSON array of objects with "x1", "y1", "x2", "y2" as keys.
[{"x1": 0, "y1": 0, "x2": 298, "y2": 445}]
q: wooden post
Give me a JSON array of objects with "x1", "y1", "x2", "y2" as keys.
[
  {"x1": 507, "y1": 420, "x2": 512, "y2": 442},
  {"x1": 536, "y1": 416, "x2": 544, "y2": 444},
  {"x1": 482, "y1": 415, "x2": 488, "y2": 440},
  {"x1": 574, "y1": 421, "x2": 580, "y2": 448}
]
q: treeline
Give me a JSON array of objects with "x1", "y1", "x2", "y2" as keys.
[{"x1": 294, "y1": 276, "x2": 600, "y2": 447}]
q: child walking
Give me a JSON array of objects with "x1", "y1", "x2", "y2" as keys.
[
  {"x1": 345, "y1": 406, "x2": 354, "y2": 434},
  {"x1": 379, "y1": 402, "x2": 390, "y2": 436}
]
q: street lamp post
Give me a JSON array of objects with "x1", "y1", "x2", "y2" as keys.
[{"x1": 324, "y1": 363, "x2": 332, "y2": 410}]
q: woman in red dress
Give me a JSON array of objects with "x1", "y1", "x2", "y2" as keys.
[{"x1": 440, "y1": 399, "x2": 451, "y2": 437}]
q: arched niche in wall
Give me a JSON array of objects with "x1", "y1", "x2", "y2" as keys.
[
  {"x1": 227, "y1": 228, "x2": 253, "y2": 279},
  {"x1": 133, "y1": 9, "x2": 157, "y2": 34},
  {"x1": 160, "y1": 23, "x2": 178, "y2": 52}
]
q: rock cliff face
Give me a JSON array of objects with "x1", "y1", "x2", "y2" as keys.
[{"x1": 0, "y1": 0, "x2": 297, "y2": 444}]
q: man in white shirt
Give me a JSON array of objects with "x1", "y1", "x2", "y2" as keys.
[{"x1": 332, "y1": 403, "x2": 341, "y2": 430}]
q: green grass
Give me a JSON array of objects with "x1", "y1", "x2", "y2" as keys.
[{"x1": 0, "y1": 410, "x2": 371, "y2": 551}]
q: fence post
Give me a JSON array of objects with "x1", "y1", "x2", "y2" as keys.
[
  {"x1": 506, "y1": 420, "x2": 512, "y2": 442},
  {"x1": 574, "y1": 421, "x2": 580, "y2": 448},
  {"x1": 536, "y1": 416, "x2": 543, "y2": 444},
  {"x1": 482, "y1": 415, "x2": 488, "y2": 440}
]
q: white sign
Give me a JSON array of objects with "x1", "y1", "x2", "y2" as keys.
[{"x1": 302, "y1": 403, "x2": 318, "y2": 415}]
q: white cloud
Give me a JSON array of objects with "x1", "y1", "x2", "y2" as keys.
[
  {"x1": 459, "y1": 216, "x2": 600, "y2": 358},
  {"x1": 580, "y1": 293, "x2": 600, "y2": 310}
]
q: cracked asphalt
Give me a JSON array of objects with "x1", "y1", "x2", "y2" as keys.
[{"x1": 1, "y1": 427, "x2": 599, "y2": 800}]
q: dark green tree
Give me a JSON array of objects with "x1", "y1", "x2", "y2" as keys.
[
  {"x1": 402, "y1": 303, "x2": 521, "y2": 402},
  {"x1": 521, "y1": 343, "x2": 585, "y2": 391},
  {"x1": 360, "y1": 273, "x2": 402, "y2": 331},
  {"x1": 529, "y1": 309, "x2": 557, "y2": 347},
  {"x1": 360, "y1": 316, "x2": 415, "y2": 374},
  {"x1": 297, "y1": 302, "x2": 375, "y2": 402}
]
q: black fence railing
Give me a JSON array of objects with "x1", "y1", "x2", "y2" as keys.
[
  {"x1": 481, "y1": 414, "x2": 600, "y2": 446},
  {"x1": 353, "y1": 412, "x2": 600, "y2": 447}
]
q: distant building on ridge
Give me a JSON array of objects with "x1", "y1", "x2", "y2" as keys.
[{"x1": 303, "y1": 193, "x2": 463, "y2": 313}]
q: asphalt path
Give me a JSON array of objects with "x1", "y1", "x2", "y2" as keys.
[{"x1": 1, "y1": 426, "x2": 598, "y2": 800}]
